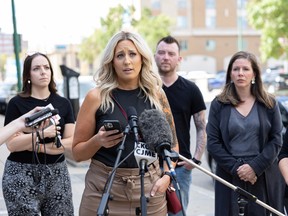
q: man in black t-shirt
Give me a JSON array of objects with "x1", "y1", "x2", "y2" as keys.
[{"x1": 155, "y1": 36, "x2": 207, "y2": 216}]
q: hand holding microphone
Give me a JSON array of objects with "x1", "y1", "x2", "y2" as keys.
[{"x1": 25, "y1": 107, "x2": 63, "y2": 148}]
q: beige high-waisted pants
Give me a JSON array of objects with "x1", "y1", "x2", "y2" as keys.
[{"x1": 79, "y1": 159, "x2": 167, "y2": 216}]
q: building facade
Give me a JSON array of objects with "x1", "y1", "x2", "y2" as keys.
[{"x1": 141, "y1": 0, "x2": 261, "y2": 73}]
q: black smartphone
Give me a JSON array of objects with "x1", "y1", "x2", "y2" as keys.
[{"x1": 103, "y1": 120, "x2": 122, "y2": 135}]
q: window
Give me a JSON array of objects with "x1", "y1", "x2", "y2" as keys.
[
  {"x1": 206, "y1": 15, "x2": 216, "y2": 28},
  {"x1": 206, "y1": 0, "x2": 215, "y2": 9},
  {"x1": 206, "y1": 40, "x2": 216, "y2": 51},
  {"x1": 152, "y1": 0, "x2": 160, "y2": 10},
  {"x1": 177, "y1": 16, "x2": 188, "y2": 28},
  {"x1": 178, "y1": 0, "x2": 187, "y2": 9},
  {"x1": 205, "y1": 1, "x2": 216, "y2": 28},
  {"x1": 179, "y1": 40, "x2": 188, "y2": 51}
]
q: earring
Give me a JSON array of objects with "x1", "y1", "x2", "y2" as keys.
[
  {"x1": 28, "y1": 80, "x2": 31, "y2": 84},
  {"x1": 251, "y1": 78, "x2": 255, "y2": 84}
]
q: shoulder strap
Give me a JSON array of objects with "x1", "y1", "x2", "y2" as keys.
[{"x1": 111, "y1": 95, "x2": 128, "y2": 120}]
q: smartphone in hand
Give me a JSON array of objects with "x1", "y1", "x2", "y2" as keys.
[{"x1": 103, "y1": 120, "x2": 122, "y2": 135}]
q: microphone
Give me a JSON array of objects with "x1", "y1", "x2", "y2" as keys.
[
  {"x1": 25, "y1": 108, "x2": 59, "y2": 127},
  {"x1": 134, "y1": 141, "x2": 158, "y2": 170},
  {"x1": 126, "y1": 106, "x2": 140, "y2": 143},
  {"x1": 138, "y1": 109, "x2": 178, "y2": 177}
]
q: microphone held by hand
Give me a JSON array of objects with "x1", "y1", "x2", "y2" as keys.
[{"x1": 25, "y1": 108, "x2": 59, "y2": 127}]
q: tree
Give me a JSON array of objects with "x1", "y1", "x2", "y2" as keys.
[
  {"x1": 132, "y1": 8, "x2": 172, "y2": 53},
  {"x1": 79, "y1": 5, "x2": 172, "y2": 63},
  {"x1": 246, "y1": 0, "x2": 288, "y2": 61}
]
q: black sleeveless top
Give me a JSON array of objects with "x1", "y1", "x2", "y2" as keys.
[{"x1": 92, "y1": 88, "x2": 154, "y2": 168}]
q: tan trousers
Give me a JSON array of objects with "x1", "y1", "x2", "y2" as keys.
[{"x1": 79, "y1": 159, "x2": 167, "y2": 216}]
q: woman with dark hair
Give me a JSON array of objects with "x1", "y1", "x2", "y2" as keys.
[
  {"x1": 206, "y1": 51, "x2": 285, "y2": 215},
  {"x1": 2, "y1": 52, "x2": 75, "y2": 215}
]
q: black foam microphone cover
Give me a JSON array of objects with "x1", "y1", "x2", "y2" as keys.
[{"x1": 138, "y1": 109, "x2": 172, "y2": 153}]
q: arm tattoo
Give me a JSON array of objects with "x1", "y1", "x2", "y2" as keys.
[
  {"x1": 159, "y1": 92, "x2": 178, "y2": 149},
  {"x1": 193, "y1": 110, "x2": 207, "y2": 159}
]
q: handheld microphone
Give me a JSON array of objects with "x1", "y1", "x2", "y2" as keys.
[
  {"x1": 25, "y1": 108, "x2": 59, "y2": 127},
  {"x1": 138, "y1": 109, "x2": 178, "y2": 177},
  {"x1": 126, "y1": 106, "x2": 140, "y2": 143},
  {"x1": 134, "y1": 141, "x2": 158, "y2": 169}
]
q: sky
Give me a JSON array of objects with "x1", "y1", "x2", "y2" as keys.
[{"x1": 0, "y1": 0, "x2": 139, "y2": 52}]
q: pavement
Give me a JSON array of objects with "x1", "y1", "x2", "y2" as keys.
[{"x1": 0, "y1": 88, "x2": 217, "y2": 216}]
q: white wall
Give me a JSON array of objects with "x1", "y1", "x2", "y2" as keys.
[{"x1": 179, "y1": 55, "x2": 216, "y2": 73}]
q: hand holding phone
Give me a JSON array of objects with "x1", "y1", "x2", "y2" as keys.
[{"x1": 103, "y1": 120, "x2": 122, "y2": 135}]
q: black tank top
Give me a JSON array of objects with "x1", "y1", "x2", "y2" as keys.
[{"x1": 93, "y1": 88, "x2": 154, "y2": 168}]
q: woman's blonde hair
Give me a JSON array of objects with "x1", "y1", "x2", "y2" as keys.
[{"x1": 94, "y1": 30, "x2": 163, "y2": 112}]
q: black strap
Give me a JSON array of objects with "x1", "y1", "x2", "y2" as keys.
[{"x1": 111, "y1": 95, "x2": 128, "y2": 120}]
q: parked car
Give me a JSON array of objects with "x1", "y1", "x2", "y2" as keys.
[
  {"x1": 262, "y1": 69, "x2": 288, "y2": 93},
  {"x1": 206, "y1": 95, "x2": 288, "y2": 175},
  {"x1": 207, "y1": 71, "x2": 226, "y2": 92},
  {"x1": 0, "y1": 82, "x2": 17, "y2": 115}
]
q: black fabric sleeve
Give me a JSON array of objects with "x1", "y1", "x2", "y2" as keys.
[{"x1": 279, "y1": 128, "x2": 288, "y2": 161}]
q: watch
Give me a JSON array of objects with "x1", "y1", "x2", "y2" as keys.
[{"x1": 192, "y1": 157, "x2": 202, "y2": 165}]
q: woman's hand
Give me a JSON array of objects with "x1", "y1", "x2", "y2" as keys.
[
  {"x1": 95, "y1": 126, "x2": 123, "y2": 148},
  {"x1": 150, "y1": 174, "x2": 171, "y2": 197},
  {"x1": 38, "y1": 124, "x2": 60, "y2": 139},
  {"x1": 237, "y1": 164, "x2": 257, "y2": 185}
]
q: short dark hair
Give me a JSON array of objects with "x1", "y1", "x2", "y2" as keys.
[{"x1": 156, "y1": 35, "x2": 180, "y2": 52}]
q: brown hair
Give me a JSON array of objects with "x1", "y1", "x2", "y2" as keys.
[
  {"x1": 19, "y1": 52, "x2": 57, "y2": 97},
  {"x1": 217, "y1": 51, "x2": 274, "y2": 108}
]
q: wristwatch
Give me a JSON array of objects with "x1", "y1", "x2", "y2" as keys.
[{"x1": 192, "y1": 157, "x2": 202, "y2": 165}]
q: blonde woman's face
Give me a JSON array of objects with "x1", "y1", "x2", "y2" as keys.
[{"x1": 113, "y1": 40, "x2": 142, "y2": 86}]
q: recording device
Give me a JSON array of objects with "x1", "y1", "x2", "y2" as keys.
[
  {"x1": 138, "y1": 109, "x2": 177, "y2": 177},
  {"x1": 134, "y1": 141, "x2": 158, "y2": 168},
  {"x1": 103, "y1": 120, "x2": 122, "y2": 135},
  {"x1": 126, "y1": 106, "x2": 140, "y2": 143},
  {"x1": 25, "y1": 108, "x2": 59, "y2": 127},
  {"x1": 55, "y1": 135, "x2": 62, "y2": 148}
]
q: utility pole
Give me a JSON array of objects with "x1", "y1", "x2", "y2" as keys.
[
  {"x1": 11, "y1": 0, "x2": 21, "y2": 91},
  {"x1": 237, "y1": 0, "x2": 243, "y2": 51}
]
